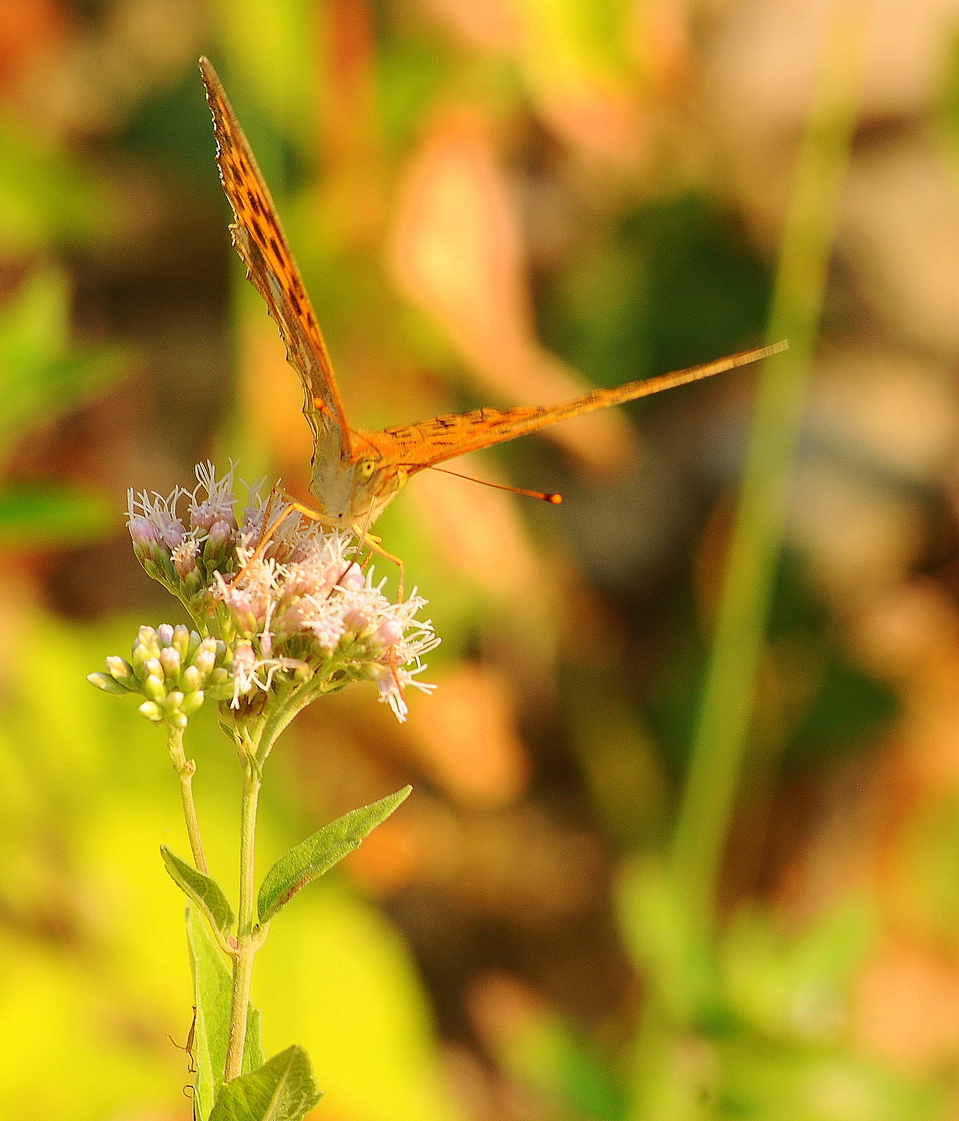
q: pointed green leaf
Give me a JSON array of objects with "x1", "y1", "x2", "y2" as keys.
[
  {"x1": 162, "y1": 845, "x2": 235, "y2": 936},
  {"x1": 209, "y1": 1045, "x2": 321, "y2": 1121},
  {"x1": 257, "y1": 786, "x2": 412, "y2": 924},
  {"x1": 187, "y1": 908, "x2": 265, "y2": 1121}
]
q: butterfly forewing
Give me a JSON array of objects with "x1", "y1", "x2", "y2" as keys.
[
  {"x1": 371, "y1": 343, "x2": 788, "y2": 472},
  {"x1": 199, "y1": 58, "x2": 351, "y2": 461}
]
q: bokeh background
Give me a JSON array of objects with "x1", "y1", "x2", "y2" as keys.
[{"x1": 5, "y1": 0, "x2": 959, "y2": 1117}]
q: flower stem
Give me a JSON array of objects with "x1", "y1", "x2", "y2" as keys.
[
  {"x1": 223, "y1": 743, "x2": 262, "y2": 1082},
  {"x1": 168, "y1": 725, "x2": 208, "y2": 874}
]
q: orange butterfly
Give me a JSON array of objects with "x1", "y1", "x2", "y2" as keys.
[{"x1": 199, "y1": 58, "x2": 784, "y2": 537}]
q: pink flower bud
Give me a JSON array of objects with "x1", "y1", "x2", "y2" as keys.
[
  {"x1": 128, "y1": 517, "x2": 158, "y2": 549},
  {"x1": 207, "y1": 519, "x2": 235, "y2": 550},
  {"x1": 160, "y1": 521, "x2": 185, "y2": 548},
  {"x1": 344, "y1": 607, "x2": 372, "y2": 632}
]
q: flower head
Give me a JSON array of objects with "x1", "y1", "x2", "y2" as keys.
[{"x1": 96, "y1": 464, "x2": 438, "y2": 725}]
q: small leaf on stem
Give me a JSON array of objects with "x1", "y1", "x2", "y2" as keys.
[
  {"x1": 209, "y1": 1045, "x2": 321, "y2": 1121},
  {"x1": 162, "y1": 846, "x2": 235, "y2": 937},
  {"x1": 257, "y1": 786, "x2": 412, "y2": 924}
]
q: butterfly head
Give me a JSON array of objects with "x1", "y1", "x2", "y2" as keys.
[{"x1": 310, "y1": 448, "x2": 409, "y2": 529}]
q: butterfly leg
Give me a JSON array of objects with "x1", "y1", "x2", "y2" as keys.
[
  {"x1": 227, "y1": 495, "x2": 324, "y2": 586},
  {"x1": 353, "y1": 526, "x2": 406, "y2": 602}
]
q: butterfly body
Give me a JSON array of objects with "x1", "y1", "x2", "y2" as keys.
[{"x1": 199, "y1": 57, "x2": 785, "y2": 534}]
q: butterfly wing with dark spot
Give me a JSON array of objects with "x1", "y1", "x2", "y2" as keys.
[{"x1": 199, "y1": 58, "x2": 351, "y2": 462}]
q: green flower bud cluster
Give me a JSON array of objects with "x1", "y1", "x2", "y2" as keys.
[{"x1": 88, "y1": 624, "x2": 232, "y2": 729}]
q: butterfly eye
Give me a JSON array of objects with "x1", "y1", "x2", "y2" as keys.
[{"x1": 357, "y1": 458, "x2": 377, "y2": 480}]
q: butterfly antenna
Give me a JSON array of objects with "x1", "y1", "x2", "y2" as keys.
[{"x1": 430, "y1": 466, "x2": 563, "y2": 505}]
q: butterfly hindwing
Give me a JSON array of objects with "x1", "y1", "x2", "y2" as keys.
[{"x1": 199, "y1": 58, "x2": 351, "y2": 461}]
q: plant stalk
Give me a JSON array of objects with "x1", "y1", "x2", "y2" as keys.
[
  {"x1": 223, "y1": 745, "x2": 262, "y2": 1082},
  {"x1": 625, "y1": 10, "x2": 869, "y2": 1119},
  {"x1": 168, "y1": 725, "x2": 208, "y2": 874}
]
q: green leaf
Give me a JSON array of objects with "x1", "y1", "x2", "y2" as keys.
[
  {"x1": 0, "y1": 482, "x2": 112, "y2": 546},
  {"x1": 187, "y1": 908, "x2": 265, "y2": 1121},
  {"x1": 188, "y1": 907, "x2": 231, "y2": 1121},
  {"x1": 162, "y1": 846, "x2": 235, "y2": 937},
  {"x1": 209, "y1": 1045, "x2": 321, "y2": 1121},
  {"x1": 0, "y1": 267, "x2": 124, "y2": 461},
  {"x1": 257, "y1": 786, "x2": 412, "y2": 924}
]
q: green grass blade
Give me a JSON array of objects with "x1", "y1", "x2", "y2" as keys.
[{"x1": 670, "y1": 2, "x2": 870, "y2": 935}]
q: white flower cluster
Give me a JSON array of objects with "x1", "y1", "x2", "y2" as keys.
[{"x1": 119, "y1": 463, "x2": 438, "y2": 722}]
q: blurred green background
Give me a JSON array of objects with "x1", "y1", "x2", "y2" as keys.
[{"x1": 4, "y1": 0, "x2": 959, "y2": 1118}]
